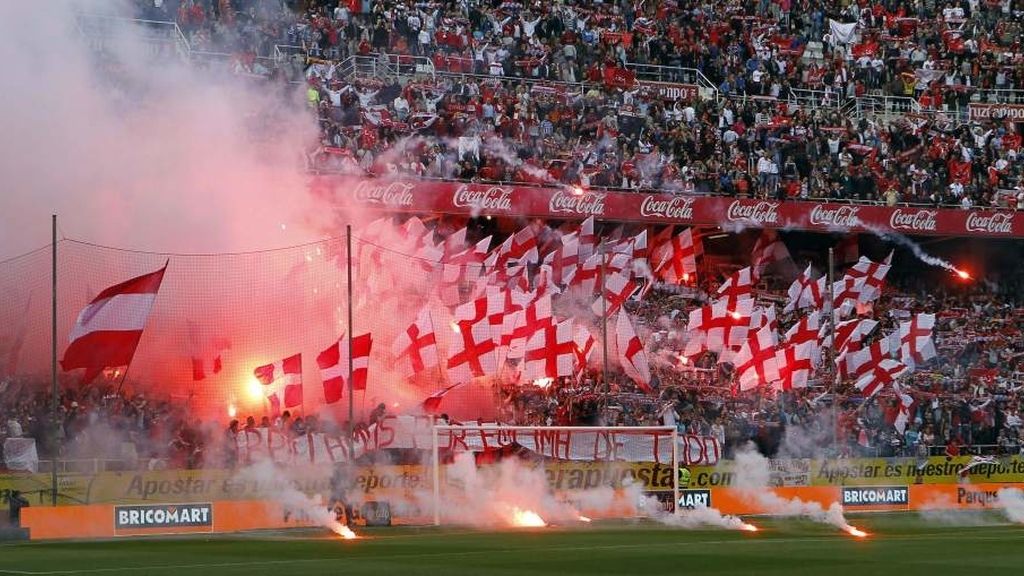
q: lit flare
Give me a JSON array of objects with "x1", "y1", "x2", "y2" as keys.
[
  {"x1": 578, "y1": 515, "x2": 592, "y2": 523},
  {"x1": 843, "y1": 525, "x2": 868, "y2": 538},
  {"x1": 740, "y1": 523, "x2": 758, "y2": 532},
  {"x1": 510, "y1": 508, "x2": 547, "y2": 527},
  {"x1": 331, "y1": 522, "x2": 358, "y2": 539}
]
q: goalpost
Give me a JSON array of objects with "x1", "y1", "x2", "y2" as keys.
[{"x1": 430, "y1": 425, "x2": 679, "y2": 526}]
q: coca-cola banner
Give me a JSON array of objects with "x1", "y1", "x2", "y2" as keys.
[{"x1": 313, "y1": 178, "x2": 1024, "y2": 238}]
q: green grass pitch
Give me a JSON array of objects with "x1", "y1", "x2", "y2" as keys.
[{"x1": 3, "y1": 514, "x2": 1023, "y2": 575}]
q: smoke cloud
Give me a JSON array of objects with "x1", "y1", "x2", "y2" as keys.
[
  {"x1": 997, "y1": 488, "x2": 1024, "y2": 523},
  {"x1": 0, "y1": 0, "x2": 323, "y2": 259}
]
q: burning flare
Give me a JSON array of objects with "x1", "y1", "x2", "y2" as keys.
[
  {"x1": 740, "y1": 523, "x2": 759, "y2": 532},
  {"x1": 578, "y1": 515, "x2": 592, "y2": 523},
  {"x1": 331, "y1": 522, "x2": 358, "y2": 540},
  {"x1": 510, "y1": 508, "x2": 547, "y2": 527},
  {"x1": 954, "y1": 269, "x2": 971, "y2": 280},
  {"x1": 843, "y1": 525, "x2": 868, "y2": 538}
]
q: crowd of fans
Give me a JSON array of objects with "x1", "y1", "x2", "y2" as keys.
[
  {"x1": 2, "y1": 238, "x2": 1023, "y2": 469},
  {"x1": 5, "y1": 1, "x2": 1023, "y2": 470},
  {"x1": 128, "y1": 0, "x2": 1024, "y2": 208}
]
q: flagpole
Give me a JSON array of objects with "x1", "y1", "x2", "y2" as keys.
[
  {"x1": 599, "y1": 228, "x2": 610, "y2": 412},
  {"x1": 115, "y1": 258, "x2": 168, "y2": 398},
  {"x1": 50, "y1": 214, "x2": 58, "y2": 507},
  {"x1": 347, "y1": 225, "x2": 355, "y2": 459},
  {"x1": 828, "y1": 246, "x2": 838, "y2": 456}
]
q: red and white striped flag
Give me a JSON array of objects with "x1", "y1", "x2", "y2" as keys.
[
  {"x1": 318, "y1": 333, "x2": 373, "y2": 404},
  {"x1": 61, "y1": 264, "x2": 167, "y2": 383},
  {"x1": 391, "y1": 308, "x2": 439, "y2": 378},
  {"x1": 891, "y1": 383, "x2": 916, "y2": 433},
  {"x1": 254, "y1": 353, "x2": 303, "y2": 414}
]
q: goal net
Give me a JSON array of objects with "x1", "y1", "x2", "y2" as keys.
[{"x1": 428, "y1": 425, "x2": 680, "y2": 527}]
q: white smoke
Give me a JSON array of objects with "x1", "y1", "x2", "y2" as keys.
[
  {"x1": 0, "y1": 0, "x2": 323, "y2": 259},
  {"x1": 234, "y1": 460, "x2": 356, "y2": 537},
  {"x1": 732, "y1": 444, "x2": 857, "y2": 531},
  {"x1": 858, "y1": 223, "x2": 962, "y2": 274},
  {"x1": 997, "y1": 488, "x2": 1024, "y2": 523}
]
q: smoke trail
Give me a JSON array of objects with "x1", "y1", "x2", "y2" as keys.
[
  {"x1": 997, "y1": 488, "x2": 1024, "y2": 523},
  {"x1": 858, "y1": 223, "x2": 961, "y2": 274},
  {"x1": 234, "y1": 460, "x2": 357, "y2": 538},
  {"x1": 732, "y1": 445, "x2": 859, "y2": 531}
]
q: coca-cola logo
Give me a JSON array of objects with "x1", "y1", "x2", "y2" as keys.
[
  {"x1": 639, "y1": 196, "x2": 696, "y2": 220},
  {"x1": 888, "y1": 209, "x2": 938, "y2": 232},
  {"x1": 548, "y1": 189, "x2": 606, "y2": 216},
  {"x1": 353, "y1": 181, "x2": 415, "y2": 207},
  {"x1": 452, "y1": 185, "x2": 514, "y2": 212},
  {"x1": 965, "y1": 212, "x2": 1014, "y2": 234},
  {"x1": 810, "y1": 205, "x2": 862, "y2": 228},
  {"x1": 725, "y1": 200, "x2": 779, "y2": 225}
]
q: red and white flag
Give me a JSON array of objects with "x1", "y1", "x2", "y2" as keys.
[
  {"x1": 832, "y1": 276, "x2": 877, "y2": 318},
  {"x1": 423, "y1": 382, "x2": 467, "y2": 415},
  {"x1": 751, "y1": 230, "x2": 792, "y2": 277},
  {"x1": 891, "y1": 384, "x2": 916, "y2": 433},
  {"x1": 784, "y1": 264, "x2": 824, "y2": 313},
  {"x1": 523, "y1": 319, "x2": 577, "y2": 380},
  {"x1": 732, "y1": 325, "x2": 780, "y2": 391},
  {"x1": 573, "y1": 325, "x2": 596, "y2": 373},
  {"x1": 317, "y1": 333, "x2": 373, "y2": 404},
  {"x1": 61, "y1": 264, "x2": 167, "y2": 383},
  {"x1": 831, "y1": 318, "x2": 880, "y2": 357},
  {"x1": 391, "y1": 308, "x2": 439, "y2": 378},
  {"x1": 652, "y1": 228, "x2": 701, "y2": 285},
  {"x1": 848, "y1": 254, "x2": 892, "y2": 292},
  {"x1": 616, "y1": 312, "x2": 652, "y2": 392},
  {"x1": 504, "y1": 295, "x2": 554, "y2": 359},
  {"x1": 572, "y1": 252, "x2": 602, "y2": 295},
  {"x1": 838, "y1": 335, "x2": 897, "y2": 380},
  {"x1": 687, "y1": 299, "x2": 754, "y2": 353},
  {"x1": 898, "y1": 313, "x2": 936, "y2": 369},
  {"x1": 784, "y1": 311, "x2": 821, "y2": 347},
  {"x1": 447, "y1": 316, "x2": 498, "y2": 383},
  {"x1": 591, "y1": 271, "x2": 638, "y2": 317},
  {"x1": 577, "y1": 216, "x2": 597, "y2": 262},
  {"x1": 254, "y1": 353, "x2": 303, "y2": 414},
  {"x1": 715, "y1": 266, "x2": 756, "y2": 308},
  {"x1": 855, "y1": 358, "x2": 908, "y2": 397},
  {"x1": 775, "y1": 341, "x2": 815, "y2": 391},
  {"x1": 542, "y1": 234, "x2": 579, "y2": 287},
  {"x1": 485, "y1": 226, "x2": 538, "y2": 270}
]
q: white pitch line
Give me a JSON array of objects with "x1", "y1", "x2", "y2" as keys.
[{"x1": 3, "y1": 530, "x2": 1024, "y2": 575}]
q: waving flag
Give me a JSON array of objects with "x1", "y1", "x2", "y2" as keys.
[
  {"x1": 732, "y1": 325, "x2": 780, "y2": 391},
  {"x1": 898, "y1": 313, "x2": 936, "y2": 369},
  {"x1": 715, "y1": 267, "x2": 756, "y2": 308},
  {"x1": 784, "y1": 263, "x2": 824, "y2": 313},
  {"x1": 392, "y1": 308, "x2": 439, "y2": 378},
  {"x1": 254, "y1": 353, "x2": 303, "y2": 414},
  {"x1": 61, "y1": 264, "x2": 167, "y2": 383},
  {"x1": 652, "y1": 228, "x2": 701, "y2": 285},
  {"x1": 616, "y1": 312, "x2": 652, "y2": 392},
  {"x1": 751, "y1": 230, "x2": 792, "y2": 277},
  {"x1": 523, "y1": 319, "x2": 576, "y2": 380},
  {"x1": 855, "y1": 358, "x2": 908, "y2": 397},
  {"x1": 775, "y1": 341, "x2": 815, "y2": 390}
]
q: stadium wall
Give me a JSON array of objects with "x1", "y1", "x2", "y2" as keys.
[{"x1": 312, "y1": 178, "x2": 1024, "y2": 238}]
